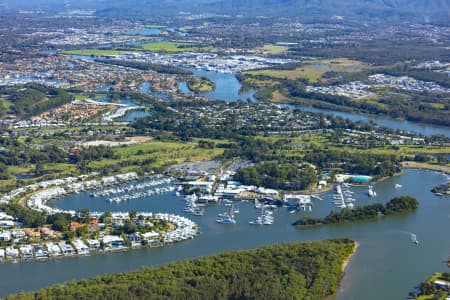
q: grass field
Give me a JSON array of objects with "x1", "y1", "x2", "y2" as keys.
[
  {"x1": 88, "y1": 140, "x2": 224, "y2": 170},
  {"x1": 260, "y1": 44, "x2": 288, "y2": 54},
  {"x1": 0, "y1": 139, "x2": 226, "y2": 193},
  {"x1": 245, "y1": 67, "x2": 326, "y2": 82},
  {"x1": 307, "y1": 58, "x2": 369, "y2": 71},
  {"x1": 245, "y1": 58, "x2": 368, "y2": 83},
  {"x1": 138, "y1": 41, "x2": 212, "y2": 53}
]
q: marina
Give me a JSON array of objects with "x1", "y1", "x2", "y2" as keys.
[{"x1": 0, "y1": 169, "x2": 448, "y2": 300}]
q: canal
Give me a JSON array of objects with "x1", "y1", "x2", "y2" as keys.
[{"x1": 0, "y1": 169, "x2": 449, "y2": 300}]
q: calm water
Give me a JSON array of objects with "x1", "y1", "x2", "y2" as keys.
[
  {"x1": 69, "y1": 52, "x2": 449, "y2": 136},
  {"x1": 179, "y1": 69, "x2": 257, "y2": 102},
  {"x1": 139, "y1": 81, "x2": 170, "y2": 101},
  {"x1": 179, "y1": 70, "x2": 449, "y2": 137},
  {"x1": 1, "y1": 169, "x2": 449, "y2": 299},
  {"x1": 95, "y1": 97, "x2": 150, "y2": 121},
  {"x1": 295, "y1": 106, "x2": 450, "y2": 138}
]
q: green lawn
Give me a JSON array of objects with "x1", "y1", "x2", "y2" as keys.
[{"x1": 89, "y1": 141, "x2": 224, "y2": 169}]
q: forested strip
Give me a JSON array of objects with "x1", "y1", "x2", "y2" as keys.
[
  {"x1": 294, "y1": 196, "x2": 419, "y2": 226},
  {"x1": 5, "y1": 239, "x2": 355, "y2": 300}
]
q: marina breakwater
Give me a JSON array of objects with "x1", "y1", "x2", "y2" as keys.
[{"x1": 0, "y1": 172, "x2": 199, "y2": 264}]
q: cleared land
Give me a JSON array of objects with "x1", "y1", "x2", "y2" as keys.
[
  {"x1": 81, "y1": 136, "x2": 152, "y2": 147},
  {"x1": 244, "y1": 58, "x2": 368, "y2": 83},
  {"x1": 245, "y1": 67, "x2": 326, "y2": 82},
  {"x1": 138, "y1": 41, "x2": 212, "y2": 52}
]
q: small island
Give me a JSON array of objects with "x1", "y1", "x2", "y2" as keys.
[
  {"x1": 187, "y1": 76, "x2": 216, "y2": 93},
  {"x1": 293, "y1": 196, "x2": 419, "y2": 226},
  {"x1": 431, "y1": 183, "x2": 450, "y2": 196},
  {"x1": 411, "y1": 272, "x2": 450, "y2": 299},
  {"x1": 5, "y1": 239, "x2": 357, "y2": 300}
]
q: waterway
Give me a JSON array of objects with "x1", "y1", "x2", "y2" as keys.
[
  {"x1": 294, "y1": 105, "x2": 450, "y2": 138},
  {"x1": 69, "y1": 53, "x2": 449, "y2": 136},
  {"x1": 0, "y1": 169, "x2": 449, "y2": 299},
  {"x1": 179, "y1": 69, "x2": 449, "y2": 137},
  {"x1": 95, "y1": 96, "x2": 150, "y2": 121},
  {"x1": 179, "y1": 68, "x2": 257, "y2": 102}
]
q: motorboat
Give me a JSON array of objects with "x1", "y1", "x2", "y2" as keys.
[
  {"x1": 368, "y1": 185, "x2": 376, "y2": 197},
  {"x1": 216, "y1": 216, "x2": 236, "y2": 224}
]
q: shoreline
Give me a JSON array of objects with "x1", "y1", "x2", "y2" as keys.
[
  {"x1": 401, "y1": 161, "x2": 450, "y2": 175},
  {"x1": 324, "y1": 241, "x2": 360, "y2": 300},
  {"x1": 342, "y1": 241, "x2": 359, "y2": 273}
]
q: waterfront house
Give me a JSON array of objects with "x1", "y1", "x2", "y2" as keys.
[
  {"x1": 19, "y1": 245, "x2": 34, "y2": 259},
  {"x1": 5, "y1": 247, "x2": 19, "y2": 259},
  {"x1": 141, "y1": 231, "x2": 160, "y2": 243},
  {"x1": 46, "y1": 242, "x2": 62, "y2": 256},
  {"x1": 127, "y1": 233, "x2": 142, "y2": 247},
  {"x1": 33, "y1": 245, "x2": 48, "y2": 259},
  {"x1": 86, "y1": 239, "x2": 101, "y2": 250},
  {"x1": 58, "y1": 242, "x2": 76, "y2": 256},
  {"x1": 102, "y1": 235, "x2": 126, "y2": 250},
  {"x1": 72, "y1": 239, "x2": 90, "y2": 255},
  {"x1": 0, "y1": 249, "x2": 5, "y2": 260}
]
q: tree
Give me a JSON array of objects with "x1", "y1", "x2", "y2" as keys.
[
  {"x1": 128, "y1": 210, "x2": 137, "y2": 221},
  {"x1": 77, "y1": 209, "x2": 91, "y2": 223},
  {"x1": 99, "y1": 211, "x2": 112, "y2": 224}
]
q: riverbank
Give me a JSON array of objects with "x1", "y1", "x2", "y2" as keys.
[
  {"x1": 342, "y1": 241, "x2": 359, "y2": 272},
  {"x1": 324, "y1": 241, "x2": 359, "y2": 300},
  {"x1": 402, "y1": 161, "x2": 450, "y2": 175}
]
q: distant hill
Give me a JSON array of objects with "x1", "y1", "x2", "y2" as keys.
[
  {"x1": 201, "y1": 0, "x2": 450, "y2": 22},
  {"x1": 6, "y1": 239, "x2": 356, "y2": 300},
  {"x1": 2, "y1": 0, "x2": 449, "y2": 23}
]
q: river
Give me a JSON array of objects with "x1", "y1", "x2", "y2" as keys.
[
  {"x1": 70, "y1": 52, "x2": 449, "y2": 137},
  {"x1": 0, "y1": 169, "x2": 449, "y2": 299},
  {"x1": 178, "y1": 69, "x2": 450, "y2": 137},
  {"x1": 179, "y1": 68, "x2": 257, "y2": 102}
]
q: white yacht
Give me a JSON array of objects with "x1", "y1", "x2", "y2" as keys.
[{"x1": 368, "y1": 185, "x2": 376, "y2": 197}]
